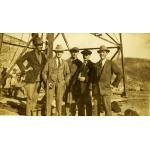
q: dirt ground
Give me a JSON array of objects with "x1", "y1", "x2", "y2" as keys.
[{"x1": 0, "y1": 90, "x2": 149, "y2": 116}]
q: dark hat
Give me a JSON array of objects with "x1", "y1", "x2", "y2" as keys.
[
  {"x1": 70, "y1": 47, "x2": 79, "y2": 53},
  {"x1": 32, "y1": 37, "x2": 43, "y2": 46},
  {"x1": 97, "y1": 45, "x2": 110, "y2": 53},
  {"x1": 81, "y1": 50, "x2": 92, "y2": 56},
  {"x1": 53, "y1": 44, "x2": 64, "y2": 53},
  {"x1": 31, "y1": 33, "x2": 39, "y2": 38}
]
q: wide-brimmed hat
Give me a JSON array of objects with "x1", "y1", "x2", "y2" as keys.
[
  {"x1": 97, "y1": 45, "x2": 110, "y2": 53},
  {"x1": 53, "y1": 44, "x2": 64, "y2": 53},
  {"x1": 70, "y1": 47, "x2": 79, "y2": 53},
  {"x1": 32, "y1": 37, "x2": 43, "y2": 46},
  {"x1": 81, "y1": 50, "x2": 92, "y2": 56}
]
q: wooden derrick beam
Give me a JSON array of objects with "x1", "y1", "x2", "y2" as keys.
[
  {"x1": 0, "y1": 33, "x2": 3, "y2": 53},
  {"x1": 46, "y1": 33, "x2": 54, "y2": 116}
]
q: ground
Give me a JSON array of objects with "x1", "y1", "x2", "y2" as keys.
[{"x1": 0, "y1": 90, "x2": 149, "y2": 116}]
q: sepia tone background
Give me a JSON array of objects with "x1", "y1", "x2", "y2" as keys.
[{"x1": 0, "y1": 33, "x2": 150, "y2": 116}]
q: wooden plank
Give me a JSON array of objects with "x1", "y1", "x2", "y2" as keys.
[
  {"x1": 46, "y1": 33, "x2": 54, "y2": 116},
  {"x1": 119, "y1": 33, "x2": 127, "y2": 97},
  {"x1": 0, "y1": 33, "x2": 3, "y2": 53}
]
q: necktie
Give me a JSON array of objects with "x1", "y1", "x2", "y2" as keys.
[
  {"x1": 98, "y1": 61, "x2": 102, "y2": 77},
  {"x1": 58, "y1": 58, "x2": 61, "y2": 67},
  {"x1": 99, "y1": 61, "x2": 102, "y2": 68}
]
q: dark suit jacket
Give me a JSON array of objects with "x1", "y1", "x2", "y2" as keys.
[
  {"x1": 66, "y1": 58, "x2": 82, "y2": 90},
  {"x1": 16, "y1": 50, "x2": 47, "y2": 83},
  {"x1": 63, "y1": 58, "x2": 83, "y2": 102},
  {"x1": 92, "y1": 59, "x2": 122, "y2": 96},
  {"x1": 77, "y1": 60, "x2": 94, "y2": 97}
]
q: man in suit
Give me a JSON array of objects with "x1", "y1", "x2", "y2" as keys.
[
  {"x1": 92, "y1": 45, "x2": 122, "y2": 116},
  {"x1": 64, "y1": 47, "x2": 82, "y2": 116},
  {"x1": 77, "y1": 50, "x2": 93, "y2": 116},
  {"x1": 42, "y1": 45, "x2": 70, "y2": 116},
  {"x1": 16, "y1": 37, "x2": 46, "y2": 116}
]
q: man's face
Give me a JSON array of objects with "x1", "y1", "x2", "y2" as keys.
[
  {"x1": 70, "y1": 52, "x2": 78, "y2": 59},
  {"x1": 99, "y1": 51, "x2": 108, "y2": 60},
  {"x1": 56, "y1": 52, "x2": 63, "y2": 58},
  {"x1": 36, "y1": 44, "x2": 43, "y2": 52},
  {"x1": 83, "y1": 55, "x2": 90, "y2": 61}
]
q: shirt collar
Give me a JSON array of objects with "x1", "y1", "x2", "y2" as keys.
[{"x1": 101, "y1": 58, "x2": 107, "y2": 66}]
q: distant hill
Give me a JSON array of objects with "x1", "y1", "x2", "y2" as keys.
[{"x1": 116, "y1": 57, "x2": 150, "y2": 90}]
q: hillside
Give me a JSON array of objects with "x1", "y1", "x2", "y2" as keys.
[{"x1": 116, "y1": 57, "x2": 150, "y2": 90}]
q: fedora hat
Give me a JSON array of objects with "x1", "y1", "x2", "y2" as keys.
[
  {"x1": 81, "y1": 50, "x2": 92, "y2": 56},
  {"x1": 70, "y1": 47, "x2": 79, "y2": 53},
  {"x1": 53, "y1": 44, "x2": 64, "y2": 53},
  {"x1": 97, "y1": 45, "x2": 110, "y2": 53}
]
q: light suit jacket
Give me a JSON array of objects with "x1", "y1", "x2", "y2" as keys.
[{"x1": 42, "y1": 57, "x2": 70, "y2": 86}]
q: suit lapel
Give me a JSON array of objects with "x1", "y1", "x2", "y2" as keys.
[
  {"x1": 97, "y1": 60, "x2": 108, "y2": 79},
  {"x1": 32, "y1": 50, "x2": 41, "y2": 65},
  {"x1": 53, "y1": 58, "x2": 57, "y2": 68}
]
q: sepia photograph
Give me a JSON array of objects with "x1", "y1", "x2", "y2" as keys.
[
  {"x1": 1, "y1": 1, "x2": 150, "y2": 150},
  {"x1": 0, "y1": 33, "x2": 149, "y2": 116}
]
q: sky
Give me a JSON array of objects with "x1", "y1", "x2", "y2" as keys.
[{"x1": 8, "y1": 33, "x2": 150, "y2": 62}]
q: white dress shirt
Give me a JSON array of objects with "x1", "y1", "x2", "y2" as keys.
[
  {"x1": 101, "y1": 58, "x2": 107, "y2": 67},
  {"x1": 56, "y1": 58, "x2": 62, "y2": 67}
]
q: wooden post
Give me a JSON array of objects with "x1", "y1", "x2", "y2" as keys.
[
  {"x1": 0, "y1": 33, "x2": 3, "y2": 53},
  {"x1": 105, "y1": 33, "x2": 119, "y2": 45},
  {"x1": 46, "y1": 33, "x2": 54, "y2": 116},
  {"x1": 46, "y1": 33, "x2": 54, "y2": 58},
  {"x1": 111, "y1": 47, "x2": 120, "y2": 61},
  {"x1": 119, "y1": 33, "x2": 127, "y2": 97},
  {"x1": 61, "y1": 33, "x2": 70, "y2": 49}
]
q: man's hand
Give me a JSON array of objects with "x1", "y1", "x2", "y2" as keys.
[
  {"x1": 111, "y1": 84, "x2": 118, "y2": 93},
  {"x1": 48, "y1": 82, "x2": 54, "y2": 89},
  {"x1": 89, "y1": 90, "x2": 92, "y2": 97},
  {"x1": 110, "y1": 84, "x2": 114, "y2": 89},
  {"x1": 25, "y1": 66, "x2": 33, "y2": 72},
  {"x1": 78, "y1": 76, "x2": 85, "y2": 82}
]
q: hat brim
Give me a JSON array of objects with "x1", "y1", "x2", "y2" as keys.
[
  {"x1": 97, "y1": 49, "x2": 110, "y2": 53},
  {"x1": 81, "y1": 51, "x2": 92, "y2": 56},
  {"x1": 53, "y1": 50, "x2": 64, "y2": 52},
  {"x1": 70, "y1": 50, "x2": 79, "y2": 53}
]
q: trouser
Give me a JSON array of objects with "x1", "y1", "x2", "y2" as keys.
[
  {"x1": 46, "y1": 82, "x2": 65, "y2": 116},
  {"x1": 97, "y1": 95, "x2": 112, "y2": 116},
  {"x1": 78, "y1": 99, "x2": 92, "y2": 116},
  {"x1": 24, "y1": 82, "x2": 41, "y2": 116},
  {"x1": 65, "y1": 102, "x2": 77, "y2": 116},
  {"x1": 78, "y1": 83, "x2": 92, "y2": 116},
  {"x1": 78, "y1": 91, "x2": 92, "y2": 116},
  {"x1": 65, "y1": 90, "x2": 77, "y2": 116}
]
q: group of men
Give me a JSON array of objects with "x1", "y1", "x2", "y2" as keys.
[{"x1": 16, "y1": 36, "x2": 123, "y2": 116}]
